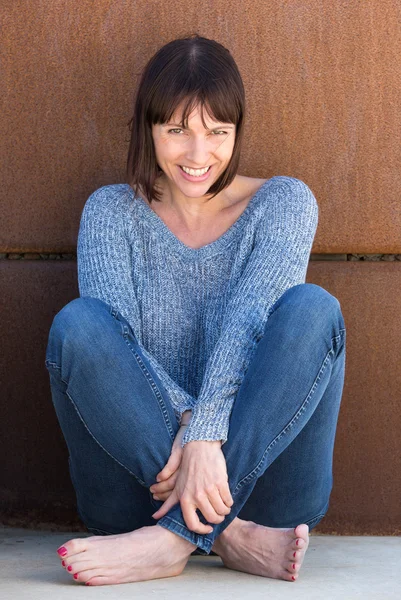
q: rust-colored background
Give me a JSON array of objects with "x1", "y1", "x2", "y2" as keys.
[{"x1": 1, "y1": 1, "x2": 400, "y2": 533}]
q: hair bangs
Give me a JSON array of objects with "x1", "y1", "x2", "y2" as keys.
[{"x1": 150, "y1": 71, "x2": 241, "y2": 130}]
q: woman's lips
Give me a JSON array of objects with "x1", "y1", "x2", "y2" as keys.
[{"x1": 178, "y1": 165, "x2": 213, "y2": 182}]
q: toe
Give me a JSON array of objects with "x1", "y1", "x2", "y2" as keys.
[
  {"x1": 280, "y1": 569, "x2": 298, "y2": 582},
  {"x1": 73, "y1": 568, "x2": 104, "y2": 584},
  {"x1": 286, "y1": 561, "x2": 299, "y2": 574},
  {"x1": 293, "y1": 537, "x2": 305, "y2": 550},
  {"x1": 57, "y1": 538, "x2": 88, "y2": 559},
  {"x1": 294, "y1": 524, "x2": 309, "y2": 541}
]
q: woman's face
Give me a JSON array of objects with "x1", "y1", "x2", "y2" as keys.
[{"x1": 151, "y1": 102, "x2": 236, "y2": 199}]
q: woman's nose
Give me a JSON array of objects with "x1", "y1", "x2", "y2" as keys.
[{"x1": 185, "y1": 137, "x2": 212, "y2": 166}]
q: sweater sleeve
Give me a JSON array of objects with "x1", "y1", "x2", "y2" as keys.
[
  {"x1": 77, "y1": 185, "x2": 196, "y2": 422},
  {"x1": 181, "y1": 177, "x2": 319, "y2": 447}
]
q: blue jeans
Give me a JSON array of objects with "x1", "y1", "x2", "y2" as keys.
[{"x1": 45, "y1": 283, "x2": 346, "y2": 555}]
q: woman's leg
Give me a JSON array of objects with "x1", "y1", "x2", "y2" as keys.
[
  {"x1": 46, "y1": 283, "x2": 345, "y2": 562},
  {"x1": 45, "y1": 297, "x2": 202, "y2": 585},
  {"x1": 46, "y1": 367, "x2": 158, "y2": 536},
  {"x1": 236, "y1": 335, "x2": 345, "y2": 532},
  {"x1": 45, "y1": 297, "x2": 207, "y2": 542},
  {"x1": 157, "y1": 283, "x2": 346, "y2": 555}
]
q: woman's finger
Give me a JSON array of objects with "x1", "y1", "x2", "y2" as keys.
[
  {"x1": 153, "y1": 492, "x2": 167, "y2": 501},
  {"x1": 181, "y1": 499, "x2": 214, "y2": 535},
  {"x1": 196, "y1": 493, "x2": 226, "y2": 525},
  {"x1": 219, "y1": 482, "x2": 234, "y2": 509},
  {"x1": 151, "y1": 471, "x2": 178, "y2": 494},
  {"x1": 207, "y1": 487, "x2": 232, "y2": 517},
  {"x1": 151, "y1": 488, "x2": 179, "y2": 520},
  {"x1": 156, "y1": 450, "x2": 182, "y2": 482}
]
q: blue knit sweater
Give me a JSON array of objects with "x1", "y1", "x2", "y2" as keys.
[{"x1": 77, "y1": 176, "x2": 318, "y2": 447}]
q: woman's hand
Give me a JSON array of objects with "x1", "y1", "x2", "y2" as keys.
[
  {"x1": 149, "y1": 425, "x2": 188, "y2": 501},
  {"x1": 151, "y1": 440, "x2": 234, "y2": 534}
]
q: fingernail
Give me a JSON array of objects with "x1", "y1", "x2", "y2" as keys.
[
  {"x1": 153, "y1": 495, "x2": 160, "y2": 500},
  {"x1": 57, "y1": 546, "x2": 68, "y2": 556},
  {"x1": 74, "y1": 573, "x2": 78, "y2": 580},
  {"x1": 67, "y1": 566, "x2": 72, "y2": 572}
]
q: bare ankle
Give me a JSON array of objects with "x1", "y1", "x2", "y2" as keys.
[
  {"x1": 213, "y1": 517, "x2": 244, "y2": 553},
  {"x1": 155, "y1": 524, "x2": 197, "y2": 554}
]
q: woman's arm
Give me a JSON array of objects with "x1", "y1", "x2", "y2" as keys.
[
  {"x1": 181, "y1": 177, "x2": 319, "y2": 447},
  {"x1": 77, "y1": 185, "x2": 196, "y2": 421}
]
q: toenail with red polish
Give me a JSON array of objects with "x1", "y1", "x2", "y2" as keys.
[
  {"x1": 292, "y1": 575, "x2": 296, "y2": 581},
  {"x1": 61, "y1": 560, "x2": 66, "y2": 567},
  {"x1": 293, "y1": 563, "x2": 296, "y2": 569},
  {"x1": 296, "y1": 539, "x2": 299, "y2": 545},
  {"x1": 74, "y1": 574, "x2": 78, "y2": 580},
  {"x1": 57, "y1": 546, "x2": 68, "y2": 556},
  {"x1": 67, "y1": 566, "x2": 72, "y2": 572},
  {"x1": 293, "y1": 552, "x2": 296, "y2": 558}
]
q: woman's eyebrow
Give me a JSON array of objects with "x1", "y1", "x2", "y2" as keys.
[{"x1": 164, "y1": 122, "x2": 235, "y2": 129}]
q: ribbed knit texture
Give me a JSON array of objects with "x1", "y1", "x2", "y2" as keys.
[{"x1": 77, "y1": 176, "x2": 318, "y2": 447}]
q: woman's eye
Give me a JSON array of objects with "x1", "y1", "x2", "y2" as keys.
[{"x1": 167, "y1": 129, "x2": 228, "y2": 135}]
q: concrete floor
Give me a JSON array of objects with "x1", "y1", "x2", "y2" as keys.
[{"x1": 0, "y1": 527, "x2": 400, "y2": 599}]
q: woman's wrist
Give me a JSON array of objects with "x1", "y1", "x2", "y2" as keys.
[{"x1": 180, "y1": 409, "x2": 192, "y2": 426}]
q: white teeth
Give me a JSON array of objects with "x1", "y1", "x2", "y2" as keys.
[{"x1": 181, "y1": 165, "x2": 210, "y2": 176}]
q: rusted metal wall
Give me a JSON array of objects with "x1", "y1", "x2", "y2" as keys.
[
  {"x1": 1, "y1": 1, "x2": 400, "y2": 533},
  {"x1": 1, "y1": 0, "x2": 400, "y2": 253}
]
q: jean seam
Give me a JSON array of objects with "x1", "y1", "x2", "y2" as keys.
[
  {"x1": 59, "y1": 377, "x2": 147, "y2": 487},
  {"x1": 304, "y1": 512, "x2": 326, "y2": 528},
  {"x1": 120, "y1": 324, "x2": 175, "y2": 441},
  {"x1": 45, "y1": 360, "x2": 61, "y2": 371},
  {"x1": 233, "y1": 344, "x2": 335, "y2": 494}
]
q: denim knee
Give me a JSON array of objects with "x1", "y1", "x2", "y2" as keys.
[
  {"x1": 271, "y1": 283, "x2": 345, "y2": 336},
  {"x1": 52, "y1": 297, "x2": 110, "y2": 332},
  {"x1": 46, "y1": 297, "x2": 112, "y2": 366}
]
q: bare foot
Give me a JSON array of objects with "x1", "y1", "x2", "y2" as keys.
[
  {"x1": 212, "y1": 517, "x2": 309, "y2": 582},
  {"x1": 56, "y1": 524, "x2": 196, "y2": 585}
]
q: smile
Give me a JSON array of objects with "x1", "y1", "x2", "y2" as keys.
[{"x1": 180, "y1": 165, "x2": 211, "y2": 177}]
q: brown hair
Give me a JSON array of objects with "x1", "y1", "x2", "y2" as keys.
[{"x1": 126, "y1": 34, "x2": 246, "y2": 203}]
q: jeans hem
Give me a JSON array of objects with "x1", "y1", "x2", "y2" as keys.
[{"x1": 157, "y1": 516, "x2": 213, "y2": 555}]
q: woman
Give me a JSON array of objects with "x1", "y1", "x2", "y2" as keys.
[{"x1": 45, "y1": 34, "x2": 346, "y2": 586}]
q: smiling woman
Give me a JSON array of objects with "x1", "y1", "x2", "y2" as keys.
[{"x1": 45, "y1": 33, "x2": 346, "y2": 588}]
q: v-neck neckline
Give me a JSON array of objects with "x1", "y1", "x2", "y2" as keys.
[{"x1": 130, "y1": 178, "x2": 271, "y2": 259}]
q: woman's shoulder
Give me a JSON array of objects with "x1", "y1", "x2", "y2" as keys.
[
  {"x1": 86, "y1": 183, "x2": 133, "y2": 204},
  {"x1": 82, "y1": 184, "x2": 136, "y2": 216},
  {"x1": 235, "y1": 174, "x2": 315, "y2": 199}
]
